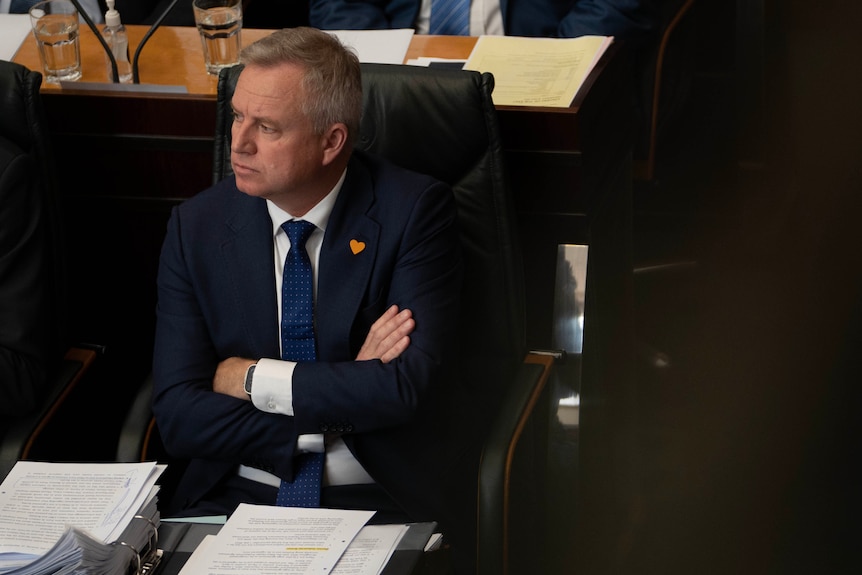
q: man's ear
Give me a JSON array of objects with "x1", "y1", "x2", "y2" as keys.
[{"x1": 321, "y1": 123, "x2": 349, "y2": 166}]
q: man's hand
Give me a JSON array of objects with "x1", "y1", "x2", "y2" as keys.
[
  {"x1": 356, "y1": 305, "x2": 414, "y2": 363},
  {"x1": 213, "y1": 356, "x2": 256, "y2": 400}
]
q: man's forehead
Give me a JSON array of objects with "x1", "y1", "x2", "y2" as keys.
[
  {"x1": 238, "y1": 62, "x2": 303, "y2": 90},
  {"x1": 233, "y1": 64, "x2": 303, "y2": 111}
]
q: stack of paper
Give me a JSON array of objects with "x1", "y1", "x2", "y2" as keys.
[
  {"x1": 463, "y1": 35, "x2": 614, "y2": 107},
  {"x1": 0, "y1": 461, "x2": 165, "y2": 575},
  {"x1": 327, "y1": 29, "x2": 414, "y2": 64},
  {"x1": 177, "y1": 504, "x2": 434, "y2": 575}
]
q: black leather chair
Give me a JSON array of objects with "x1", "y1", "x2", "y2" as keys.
[
  {"x1": 119, "y1": 62, "x2": 558, "y2": 575},
  {"x1": 0, "y1": 60, "x2": 103, "y2": 479}
]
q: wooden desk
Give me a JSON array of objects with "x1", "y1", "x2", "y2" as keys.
[{"x1": 13, "y1": 25, "x2": 270, "y2": 92}]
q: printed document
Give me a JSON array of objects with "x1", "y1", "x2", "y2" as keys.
[
  {"x1": 177, "y1": 503, "x2": 375, "y2": 575},
  {"x1": 0, "y1": 461, "x2": 164, "y2": 572}
]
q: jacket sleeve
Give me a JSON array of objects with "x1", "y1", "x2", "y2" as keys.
[
  {"x1": 558, "y1": 0, "x2": 657, "y2": 40},
  {"x1": 309, "y1": 0, "x2": 417, "y2": 30},
  {"x1": 151, "y1": 199, "x2": 299, "y2": 480},
  {"x1": 292, "y1": 179, "x2": 463, "y2": 437}
]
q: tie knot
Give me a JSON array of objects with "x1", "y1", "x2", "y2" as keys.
[{"x1": 282, "y1": 220, "x2": 316, "y2": 248}]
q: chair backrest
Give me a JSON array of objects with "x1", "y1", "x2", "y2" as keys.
[
  {"x1": 214, "y1": 62, "x2": 528, "y2": 400},
  {"x1": 0, "y1": 60, "x2": 66, "y2": 354},
  {"x1": 0, "y1": 60, "x2": 98, "y2": 478}
]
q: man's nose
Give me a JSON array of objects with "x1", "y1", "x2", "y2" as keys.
[{"x1": 231, "y1": 124, "x2": 254, "y2": 153}]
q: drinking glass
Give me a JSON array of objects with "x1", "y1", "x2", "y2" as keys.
[
  {"x1": 192, "y1": 0, "x2": 243, "y2": 75},
  {"x1": 29, "y1": 0, "x2": 82, "y2": 83}
]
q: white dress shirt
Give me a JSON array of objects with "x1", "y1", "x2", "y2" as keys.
[{"x1": 239, "y1": 170, "x2": 375, "y2": 489}]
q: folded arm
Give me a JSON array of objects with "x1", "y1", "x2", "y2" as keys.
[{"x1": 213, "y1": 304, "x2": 415, "y2": 400}]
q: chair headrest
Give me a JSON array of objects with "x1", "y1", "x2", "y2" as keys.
[
  {"x1": 0, "y1": 60, "x2": 43, "y2": 154},
  {"x1": 357, "y1": 63, "x2": 496, "y2": 187}
]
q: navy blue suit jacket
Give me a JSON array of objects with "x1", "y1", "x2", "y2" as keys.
[
  {"x1": 309, "y1": 0, "x2": 655, "y2": 39},
  {"x1": 152, "y1": 150, "x2": 468, "y2": 528}
]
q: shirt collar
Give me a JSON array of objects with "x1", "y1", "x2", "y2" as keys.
[{"x1": 266, "y1": 168, "x2": 346, "y2": 238}]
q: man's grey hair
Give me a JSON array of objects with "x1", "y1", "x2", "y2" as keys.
[{"x1": 240, "y1": 27, "x2": 363, "y2": 143}]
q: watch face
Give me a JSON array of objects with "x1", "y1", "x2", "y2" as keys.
[{"x1": 244, "y1": 364, "x2": 256, "y2": 394}]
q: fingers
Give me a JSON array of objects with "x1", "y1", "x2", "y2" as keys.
[
  {"x1": 370, "y1": 303, "x2": 401, "y2": 331},
  {"x1": 379, "y1": 334, "x2": 411, "y2": 364},
  {"x1": 356, "y1": 305, "x2": 415, "y2": 362}
]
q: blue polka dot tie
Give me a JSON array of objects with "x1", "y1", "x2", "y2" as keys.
[
  {"x1": 280, "y1": 220, "x2": 317, "y2": 363},
  {"x1": 276, "y1": 220, "x2": 324, "y2": 507}
]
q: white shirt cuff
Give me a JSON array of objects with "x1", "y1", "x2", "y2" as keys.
[
  {"x1": 250, "y1": 357, "x2": 295, "y2": 415},
  {"x1": 297, "y1": 434, "x2": 325, "y2": 453},
  {"x1": 248, "y1": 358, "x2": 324, "y2": 456}
]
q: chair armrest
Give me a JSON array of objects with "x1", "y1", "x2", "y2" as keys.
[
  {"x1": 476, "y1": 352, "x2": 558, "y2": 575},
  {"x1": 116, "y1": 374, "x2": 155, "y2": 463},
  {"x1": 0, "y1": 345, "x2": 101, "y2": 479}
]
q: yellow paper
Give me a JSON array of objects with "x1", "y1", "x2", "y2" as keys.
[{"x1": 463, "y1": 35, "x2": 613, "y2": 108}]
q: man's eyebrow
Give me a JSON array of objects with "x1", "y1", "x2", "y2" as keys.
[{"x1": 229, "y1": 106, "x2": 275, "y2": 124}]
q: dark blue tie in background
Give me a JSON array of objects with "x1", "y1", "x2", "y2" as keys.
[
  {"x1": 276, "y1": 220, "x2": 325, "y2": 507},
  {"x1": 429, "y1": 0, "x2": 470, "y2": 35}
]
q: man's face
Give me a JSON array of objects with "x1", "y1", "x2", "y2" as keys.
[{"x1": 229, "y1": 63, "x2": 327, "y2": 205}]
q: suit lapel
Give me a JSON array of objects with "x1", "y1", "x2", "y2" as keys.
[
  {"x1": 317, "y1": 156, "x2": 379, "y2": 359},
  {"x1": 219, "y1": 183, "x2": 280, "y2": 357}
]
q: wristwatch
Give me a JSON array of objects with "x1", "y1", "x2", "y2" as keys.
[{"x1": 243, "y1": 363, "x2": 256, "y2": 396}]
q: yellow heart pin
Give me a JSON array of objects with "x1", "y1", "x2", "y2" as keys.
[{"x1": 350, "y1": 239, "x2": 366, "y2": 255}]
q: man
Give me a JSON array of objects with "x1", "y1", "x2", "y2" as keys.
[
  {"x1": 151, "y1": 26, "x2": 472, "y2": 568},
  {"x1": 310, "y1": 0, "x2": 655, "y2": 40}
]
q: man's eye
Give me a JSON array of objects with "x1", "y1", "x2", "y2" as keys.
[{"x1": 260, "y1": 125, "x2": 275, "y2": 133}]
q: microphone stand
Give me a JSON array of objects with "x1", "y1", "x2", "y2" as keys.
[
  {"x1": 131, "y1": 0, "x2": 181, "y2": 84},
  {"x1": 67, "y1": 0, "x2": 118, "y2": 82}
]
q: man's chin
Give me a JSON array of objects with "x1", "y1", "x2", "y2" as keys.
[{"x1": 233, "y1": 176, "x2": 264, "y2": 198}]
